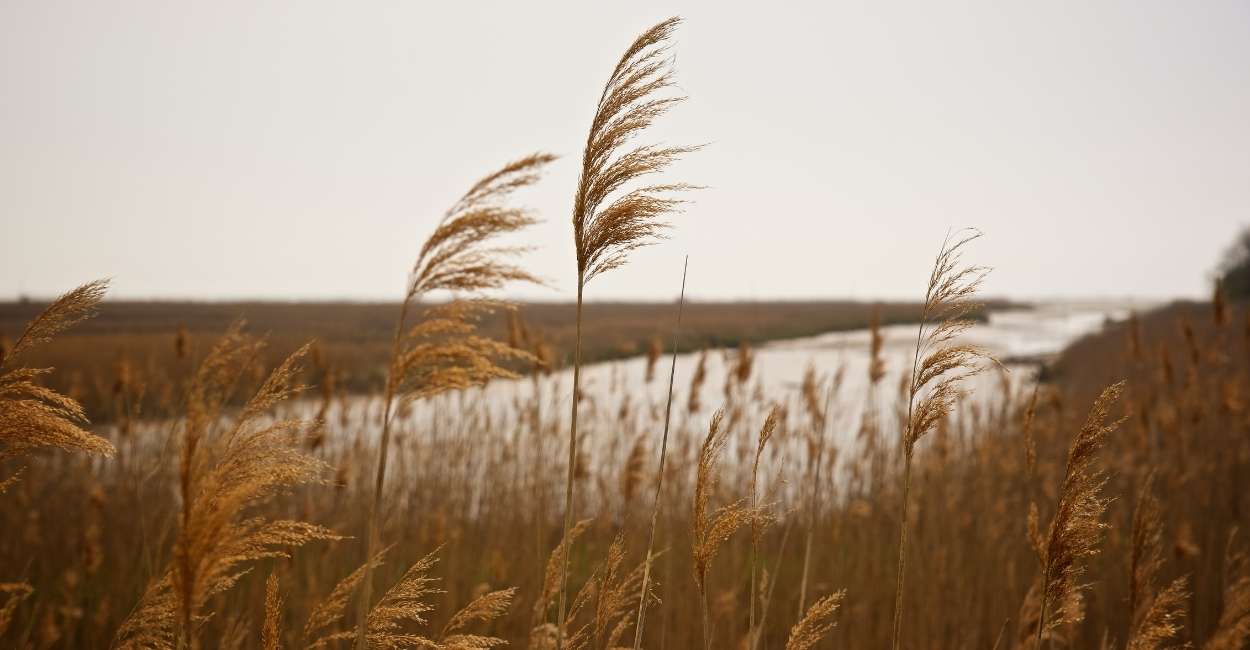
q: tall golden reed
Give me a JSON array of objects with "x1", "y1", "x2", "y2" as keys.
[
  {"x1": 0, "y1": 279, "x2": 116, "y2": 482},
  {"x1": 558, "y1": 15, "x2": 698, "y2": 648},
  {"x1": 1126, "y1": 471, "x2": 1189, "y2": 649},
  {"x1": 115, "y1": 326, "x2": 339, "y2": 649},
  {"x1": 1031, "y1": 382, "x2": 1124, "y2": 645},
  {"x1": 891, "y1": 230, "x2": 989, "y2": 650},
  {"x1": 0, "y1": 280, "x2": 114, "y2": 637},
  {"x1": 355, "y1": 154, "x2": 553, "y2": 648}
]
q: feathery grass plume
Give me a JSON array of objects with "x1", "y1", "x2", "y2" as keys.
[
  {"x1": 588, "y1": 534, "x2": 650, "y2": 649},
  {"x1": 341, "y1": 549, "x2": 444, "y2": 648},
  {"x1": 1032, "y1": 382, "x2": 1126, "y2": 645},
  {"x1": 1126, "y1": 471, "x2": 1189, "y2": 650},
  {"x1": 262, "y1": 571, "x2": 282, "y2": 650},
  {"x1": 693, "y1": 408, "x2": 756, "y2": 650},
  {"x1": 305, "y1": 548, "x2": 390, "y2": 648},
  {"x1": 321, "y1": 553, "x2": 510, "y2": 649},
  {"x1": 869, "y1": 305, "x2": 886, "y2": 385},
  {"x1": 533, "y1": 522, "x2": 645, "y2": 650},
  {"x1": 687, "y1": 349, "x2": 708, "y2": 414},
  {"x1": 534, "y1": 518, "x2": 594, "y2": 630},
  {"x1": 114, "y1": 329, "x2": 339, "y2": 650},
  {"x1": 1205, "y1": 531, "x2": 1250, "y2": 650},
  {"x1": 749, "y1": 406, "x2": 780, "y2": 643},
  {"x1": 785, "y1": 591, "x2": 845, "y2": 650},
  {"x1": 890, "y1": 230, "x2": 990, "y2": 650},
  {"x1": 632, "y1": 257, "x2": 687, "y2": 650},
  {"x1": 441, "y1": 586, "x2": 515, "y2": 648},
  {"x1": 0, "y1": 583, "x2": 33, "y2": 637},
  {"x1": 644, "y1": 337, "x2": 662, "y2": 383},
  {"x1": 558, "y1": 17, "x2": 696, "y2": 647},
  {"x1": 0, "y1": 280, "x2": 115, "y2": 485},
  {"x1": 358, "y1": 154, "x2": 552, "y2": 649}
]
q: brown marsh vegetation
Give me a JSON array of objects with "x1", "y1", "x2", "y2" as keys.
[{"x1": 3, "y1": 16, "x2": 1249, "y2": 650}]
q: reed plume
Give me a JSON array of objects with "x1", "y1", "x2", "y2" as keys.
[
  {"x1": 357, "y1": 154, "x2": 552, "y2": 649},
  {"x1": 0, "y1": 583, "x2": 32, "y2": 637},
  {"x1": 533, "y1": 524, "x2": 646, "y2": 650},
  {"x1": 891, "y1": 230, "x2": 990, "y2": 650},
  {"x1": 749, "y1": 406, "x2": 780, "y2": 645},
  {"x1": 1032, "y1": 382, "x2": 1125, "y2": 645},
  {"x1": 335, "y1": 549, "x2": 515, "y2": 648},
  {"x1": 1126, "y1": 471, "x2": 1188, "y2": 649},
  {"x1": 1205, "y1": 531, "x2": 1250, "y2": 650},
  {"x1": 692, "y1": 408, "x2": 756, "y2": 650},
  {"x1": 441, "y1": 586, "x2": 516, "y2": 648},
  {"x1": 114, "y1": 327, "x2": 338, "y2": 650},
  {"x1": 632, "y1": 257, "x2": 687, "y2": 650},
  {"x1": 589, "y1": 534, "x2": 650, "y2": 649},
  {"x1": 262, "y1": 571, "x2": 282, "y2": 650},
  {"x1": 306, "y1": 548, "x2": 390, "y2": 648},
  {"x1": 0, "y1": 279, "x2": 115, "y2": 487},
  {"x1": 534, "y1": 519, "x2": 593, "y2": 632},
  {"x1": 785, "y1": 591, "x2": 845, "y2": 650},
  {"x1": 350, "y1": 549, "x2": 444, "y2": 648},
  {"x1": 558, "y1": 16, "x2": 697, "y2": 648}
]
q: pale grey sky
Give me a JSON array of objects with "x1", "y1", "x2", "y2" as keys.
[{"x1": 2, "y1": 1, "x2": 1247, "y2": 302}]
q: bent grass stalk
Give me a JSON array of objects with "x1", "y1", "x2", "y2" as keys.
[{"x1": 354, "y1": 155, "x2": 552, "y2": 649}]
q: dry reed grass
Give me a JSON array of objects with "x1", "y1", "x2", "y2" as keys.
[
  {"x1": 558, "y1": 16, "x2": 697, "y2": 649},
  {"x1": 891, "y1": 229, "x2": 990, "y2": 650},
  {"x1": 3, "y1": 17, "x2": 1250, "y2": 650},
  {"x1": 356, "y1": 154, "x2": 551, "y2": 648}
]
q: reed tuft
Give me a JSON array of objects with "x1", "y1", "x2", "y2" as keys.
[
  {"x1": 785, "y1": 591, "x2": 845, "y2": 650},
  {"x1": 692, "y1": 408, "x2": 756, "y2": 649},
  {"x1": 115, "y1": 329, "x2": 339, "y2": 650},
  {"x1": 891, "y1": 230, "x2": 990, "y2": 650},
  {"x1": 1, "y1": 280, "x2": 116, "y2": 481},
  {"x1": 1205, "y1": 531, "x2": 1250, "y2": 650},
  {"x1": 558, "y1": 16, "x2": 697, "y2": 648},
  {"x1": 1032, "y1": 382, "x2": 1126, "y2": 644}
]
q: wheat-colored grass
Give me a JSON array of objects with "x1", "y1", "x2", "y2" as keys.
[
  {"x1": 1031, "y1": 382, "x2": 1125, "y2": 645},
  {"x1": 891, "y1": 229, "x2": 990, "y2": 650},
  {"x1": 557, "y1": 15, "x2": 697, "y2": 649},
  {"x1": 114, "y1": 328, "x2": 339, "y2": 649},
  {"x1": 355, "y1": 154, "x2": 551, "y2": 649}
]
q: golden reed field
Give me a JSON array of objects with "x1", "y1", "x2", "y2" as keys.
[{"x1": 2, "y1": 17, "x2": 1249, "y2": 650}]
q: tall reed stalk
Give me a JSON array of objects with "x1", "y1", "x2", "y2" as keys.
[
  {"x1": 558, "y1": 16, "x2": 697, "y2": 648},
  {"x1": 354, "y1": 155, "x2": 552, "y2": 649},
  {"x1": 798, "y1": 373, "x2": 838, "y2": 616},
  {"x1": 890, "y1": 230, "x2": 989, "y2": 650},
  {"x1": 631, "y1": 256, "x2": 688, "y2": 650},
  {"x1": 1032, "y1": 383, "x2": 1124, "y2": 645},
  {"x1": 692, "y1": 409, "x2": 754, "y2": 650}
]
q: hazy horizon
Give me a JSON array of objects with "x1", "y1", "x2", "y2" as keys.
[{"x1": 3, "y1": 1, "x2": 1248, "y2": 303}]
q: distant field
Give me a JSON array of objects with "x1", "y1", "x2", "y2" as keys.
[{"x1": 0, "y1": 298, "x2": 982, "y2": 420}]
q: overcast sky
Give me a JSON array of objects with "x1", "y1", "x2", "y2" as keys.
[{"x1": 2, "y1": 1, "x2": 1247, "y2": 302}]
